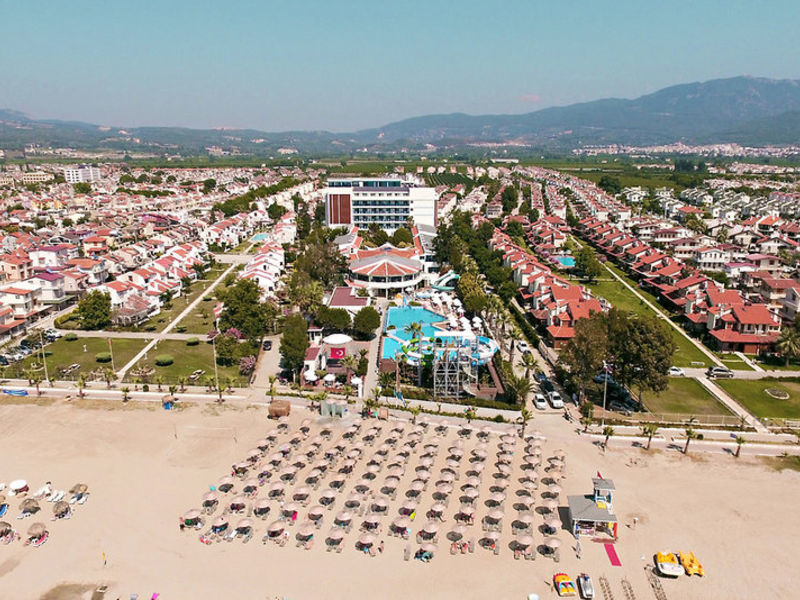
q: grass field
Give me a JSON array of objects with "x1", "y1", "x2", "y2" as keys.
[
  {"x1": 582, "y1": 271, "x2": 711, "y2": 368},
  {"x1": 175, "y1": 296, "x2": 218, "y2": 334},
  {"x1": 11, "y1": 337, "x2": 148, "y2": 381},
  {"x1": 717, "y1": 353, "x2": 755, "y2": 371},
  {"x1": 640, "y1": 377, "x2": 731, "y2": 416},
  {"x1": 716, "y1": 378, "x2": 800, "y2": 419},
  {"x1": 751, "y1": 354, "x2": 800, "y2": 372},
  {"x1": 124, "y1": 339, "x2": 253, "y2": 387}
]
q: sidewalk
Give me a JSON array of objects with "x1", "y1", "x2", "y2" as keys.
[{"x1": 697, "y1": 376, "x2": 769, "y2": 433}]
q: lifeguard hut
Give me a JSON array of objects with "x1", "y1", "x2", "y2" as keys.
[{"x1": 567, "y1": 476, "x2": 619, "y2": 539}]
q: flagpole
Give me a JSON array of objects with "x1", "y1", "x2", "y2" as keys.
[{"x1": 213, "y1": 317, "x2": 221, "y2": 402}]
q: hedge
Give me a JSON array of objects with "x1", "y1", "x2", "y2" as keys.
[
  {"x1": 509, "y1": 302, "x2": 539, "y2": 345},
  {"x1": 95, "y1": 352, "x2": 112, "y2": 363},
  {"x1": 65, "y1": 333, "x2": 78, "y2": 341},
  {"x1": 155, "y1": 354, "x2": 174, "y2": 366},
  {"x1": 186, "y1": 337, "x2": 200, "y2": 346}
]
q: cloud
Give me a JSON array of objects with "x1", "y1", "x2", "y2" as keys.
[{"x1": 518, "y1": 93, "x2": 542, "y2": 104}]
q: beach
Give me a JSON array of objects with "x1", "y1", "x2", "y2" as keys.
[{"x1": 1, "y1": 398, "x2": 799, "y2": 600}]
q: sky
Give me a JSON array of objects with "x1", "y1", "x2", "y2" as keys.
[{"x1": 1, "y1": 0, "x2": 799, "y2": 132}]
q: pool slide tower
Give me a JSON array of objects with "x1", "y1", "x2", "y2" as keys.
[{"x1": 432, "y1": 337, "x2": 478, "y2": 400}]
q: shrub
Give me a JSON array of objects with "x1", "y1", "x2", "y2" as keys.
[
  {"x1": 95, "y1": 352, "x2": 112, "y2": 363},
  {"x1": 493, "y1": 414, "x2": 505, "y2": 423},
  {"x1": 145, "y1": 325, "x2": 157, "y2": 332},
  {"x1": 239, "y1": 355, "x2": 257, "y2": 375},
  {"x1": 186, "y1": 337, "x2": 200, "y2": 346},
  {"x1": 176, "y1": 325, "x2": 186, "y2": 333},
  {"x1": 155, "y1": 354, "x2": 174, "y2": 366},
  {"x1": 65, "y1": 333, "x2": 78, "y2": 341},
  {"x1": 142, "y1": 384, "x2": 150, "y2": 392}
]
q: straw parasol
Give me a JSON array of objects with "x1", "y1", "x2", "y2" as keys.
[
  {"x1": 483, "y1": 531, "x2": 500, "y2": 542},
  {"x1": 27, "y1": 522, "x2": 46, "y2": 538},
  {"x1": 243, "y1": 478, "x2": 259, "y2": 492},
  {"x1": 545, "y1": 537, "x2": 561, "y2": 550},
  {"x1": 218, "y1": 476, "x2": 235, "y2": 491},
  {"x1": 420, "y1": 542, "x2": 437, "y2": 553},
  {"x1": 486, "y1": 509, "x2": 504, "y2": 522},
  {"x1": 545, "y1": 517, "x2": 562, "y2": 531},
  {"x1": 435, "y1": 482, "x2": 453, "y2": 495},
  {"x1": 371, "y1": 497, "x2": 389, "y2": 511},
  {"x1": 202, "y1": 491, "x2": 219, "y2": 505},
  {"x1": 422, "y1": 521, "x2": 439, "y2": 534},
  {"x1": 392, "y1": 516, "x2": 411, "y2": 530},
  {"x1": 297, "y1": 522, "x2": 315, "y2": 538},
  {"x1": 293, "y1": 486, "x2": 311, "y2": 499},
  {"x1": 542, "y1": 499, "x2": 558, "y2": 512},
  {"x1": 400, "y1": 499, "x2": 418, "y2": 513},
  {"x1": 70, "y1": 483, "x2": 88, "y2": 495},
  {"x1": 326, "y1": 528, "x2": 344, "y2": 542},
  {"x1": 358, "y1": 532, "x2": 376, "y2": 547},
  {"x1": 20, "y1": 499, "x2": 39, "y2": 514},
  {"x1": 267, "y1": 520, "x2": 284, "y2": 534},
  {"x1": 53, "y1": 501, "x2": 70, "y2": 517},
  {"x1": 254, "y1": 499, "x2": 271, "y2": 515},
  {"x1": 488, "y1": 492, "x2": 506, "y2": 504},
  {"x1": 429, "y1": 503, "x2": 446, "y2": 515},
  {"x1": 236, "y1": 518, "x2": 253, "y2": 531},
  {"x1": 183, "y1": 509, "x2": 202, "y2": 521},
  {"x1": 308, "y1": 505, "x2": 324, "y2": 519},
  {"x1": 334, "y1": 510, "x2": 353, "y2": 524},
  {"x1": 212, "y1": 517, "x2": 228, "y2": 529},
  {"x1": 282, "y1": 502, "x2": 301, "y2": 515}
]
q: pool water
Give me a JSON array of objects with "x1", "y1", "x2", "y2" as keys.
[
  {"x1": 555, "y1": 255, "x2": 575, "y2": 268},
  {"x1": 251, "y1": 233, "x2": 271, "y2": 241},
  {"x1": 382, "y1": 306, "x2": 446, "y2": 359}
]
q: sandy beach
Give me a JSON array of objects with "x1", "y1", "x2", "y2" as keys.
[{"x1": 1, "y1": 398, "x2": 799, "y2": 600}]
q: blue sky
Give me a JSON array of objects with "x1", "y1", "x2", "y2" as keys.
[{"x1": 1, "y1": 0, "x2": 798, "y2": 131}]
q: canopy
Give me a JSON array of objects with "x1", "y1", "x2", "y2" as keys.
[{"x1": 323, "y1": 333, "x2": 352, "y2": 345}]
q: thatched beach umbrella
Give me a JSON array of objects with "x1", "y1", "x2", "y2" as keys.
[
  {"x1": 486, "y1": 509, "x2": 504, "y2": 522},
  {"x1": 371, "y1": 497, "x2": 389, "y2": 512},
  {"x1": 358, "y1": 532, "x2": 376, "y2": 547},
  {"x1": 429, "y1": 503, "x2": 446, "y2": 516},
  {"x1": 218, "y1": 476, "x2": 235, "y2": 493},
  {"x1": 545, "y1": 537, "x2": 561, "y2": 550},
  {"x1": 308, "y1": 505, "x2": 324, "y2": 519},
  {"x1": 422, "y1": 520, "x2": 439, "y2": 534},
  {"x1": 0, "y1": 521, "x2": 11, "y2": 536},
  {"x1": 296, "y1": 522, "x2": 315, "y2": 539},
  {"x1": 202, "y1": 492, "x2": 219, "y2": 506},
  {"x1": 27, "y1": 522, "x2": 46, "y2": 538},
  {"x1": 392, "y1": 516, "x2": 411, "y2": 531},
  {"x1": 19, "y1": 499, "x2": 39, "y2": 514},
  {"x1": 267, "y1": 520, "x2": 284, "y2": 535},
  {"x1": 447, "y1": 525, "x2": 466, "y2": 541},
  {"x1": 326, "y1": 527, "x2": 344, "y2": 543},
  {"x1": 236, "y1": 518, "x2": 253, "y2": 532},
  {"x1": 254, "y1": 499, "x2": 271, "y2": 516},
  {"x1": 334, "y1": 510, "x2": 353, "y2": 525},
  {"x1": 515, "y1": 534, "x2": 534, "y2": 548}
]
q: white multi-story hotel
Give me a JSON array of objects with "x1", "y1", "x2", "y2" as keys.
[
  {"x1": 322, "y1": 177, "x2": 438, "y2": 233},
  {"x1": 64, "y1": 165, "x2": 102, "y2": 184}
]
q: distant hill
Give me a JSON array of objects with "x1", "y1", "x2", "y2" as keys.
[{"x1": 3, "y1": 76, "x2": 800, "y2": 155}]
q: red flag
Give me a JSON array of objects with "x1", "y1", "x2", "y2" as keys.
[
  {"x1": 330, "y1": 348, "x2": 345, "y2": 360},
  {"x1": 213, "y1": 302, "x2": 224, "y2": 320},
  {"x1": 596, "y1": 471, "x2": 603, "y2": 479}
]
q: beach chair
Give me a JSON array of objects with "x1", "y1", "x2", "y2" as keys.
[
  {"x1": 468, "y1": 538, "x2": 475, "y2": 553},
  {"x1": 327, "y1": 543, "x2": 333, "y2": 552},
  {"x1": 77, "y1": 493, "x2": 88, "y2": 505},
  {"x1": 404, "y1": 546, "x2": 411, "y2": 561},
  {"x1": 305, "y1": 539, "x2": 314, "y2": 551},
  {"x1": 493, "y1": 545, "x2": 500, "y2": 556},
  {"x1": 336, "y1": 543, "x2": 342, "y2": 553}
]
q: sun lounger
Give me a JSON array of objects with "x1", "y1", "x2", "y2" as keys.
[
  {"x1": 77, "y1": 493, "x2": 88, "y2": 505},
  {"x1": 336, "y1": 543, "x2": 342, "y2": 553},
  {"x1": 31, "y1": 532, "x2": 49, "y2": 547},
  {"x1": 47, "y1": 491, "x2": 59, "y2": 502}
]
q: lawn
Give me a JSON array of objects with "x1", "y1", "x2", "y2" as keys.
[
  {"x1": 10, "y1": 337, "x2": 148, "y2": 382},
  {"x1": 750, "y1": 354, "x2": 800, "y2": 372},
  {"x1": 175, "y1": 296, "x2": 218, "y2": 334},
  {"x1": 123, "y1": 339, "x2": 255, "y2": 387},
  {"x1": 639, "y1": 377, "x2": 731, "y2": 416},
  {"x1": 582, "y1": 271, "x2": 711, "y2": 368},
  {"x1": 716, "y1": 378, "x2": 800, "y2": 419},
  {"x1": 716, "y1": 353, "x2": 755, "y2": 371}
]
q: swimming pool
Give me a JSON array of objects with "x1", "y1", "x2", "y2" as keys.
[
  {"x1": 382, "y1": 306, "x2": 446, "y2": 359},
  {"x1": 554, "y1": 255, "x2": 575, "y2": 268},
  {"x1": 251, "y1": 233, "x2": 271, "y2": 242}
]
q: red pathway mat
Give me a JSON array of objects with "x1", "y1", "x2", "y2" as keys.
[{"x1": 605, "y1": 543, "x2": 622, "y2": 566}]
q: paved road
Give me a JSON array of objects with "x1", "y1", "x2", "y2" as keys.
[{"x1": 698, "y1": 376, "x2": 770, "y2": 433}]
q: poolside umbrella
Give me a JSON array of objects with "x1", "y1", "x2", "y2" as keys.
[
  {"x1": 545, "y1": 517, "x2": 562, "y2": 531},
  {"x1": 293, "y1": 486, "x2": 311, "y2": 500},
  {"x1": 447, "y1": 525, "x2": 466, "y2": 541},
  {"x1": 254, "y1": 499, "x2": 271, "y2": 516},
  {"x1": 545, "y1": 537, "x2": 561, "y2": 550},
  {"x1": 392, "y1": 516, "x2": 411, "y2": 531},
  {"x1": 486, "y1": 509, "x2": 504, "y2": 522},
  {"x1": 218, "y1": 476, "x2": 235, "y2": 492},
  {"x1": 334, "y1": 511, "x2": 353, "y2": 525},
  {"x1": 308, "y1": 505, "x2": 324, "y2": 519},
  {"x1": 27, "y1": 522, "x2": 46, "y2": 538},
  {"x1": 326, "y1": 528, "x2": 345, "y2": 543},
  {"x1": 267, "y1": 520, "x2": 284, "y2": 535},
  {"x1": 236, "y1": 518, "x2": 253, "y2": 532},
  {"x1": 371, "y1": 497, "x2": 389, "y2": 511},
  {"x1": 243, "y1": 478, "x2": 259, "y2": 493},
  {"x1": 297, "y1": 522, "x2": 315, "y2": 539},
  {"x1": 465, "y1": 476, "x2": 481, "y2": 487},
  {"x1": 53, "y1": 501, "x2": 70, "y2": 517},
  {"x1": 542, "y1": 499, "x2": 558, "y2": 512},
  {"x1": 435, "y1": 483, "x2": 453, "y2": 495},
  {"x1": 358, "y1": 532, "x2": 376, "y2": 547},
  {"x1": 489, "y1": 492, "x2": 506, "y2": 504},
  {"x1": 515, "y1": 534, "x2": 534, "y2": 549},
  {"x1": 422, "y1": 521, "x2": 439, "y2": 534},
  {"x1": 20, "y1": 499, "x2": 39, "y2": 514},
  {"x1": 429, "y1": 503, "x2": 446, "y2": 516},
  {"x1": 202, "y1": 492, "x2": 219, "y2": 506}
]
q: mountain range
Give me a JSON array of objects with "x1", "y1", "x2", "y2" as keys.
[{"x1": 2, "y1": 76, "x2": 800, "y2": 155}]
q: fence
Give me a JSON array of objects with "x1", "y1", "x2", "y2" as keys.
[{"x1": 599, "y1": 410, "x2": 748, "y2": 429}]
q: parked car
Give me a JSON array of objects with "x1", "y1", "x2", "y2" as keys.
[
  {"x1": 533, "y1": 393, "x2": 548, "y2": 410},
  {"x1": 516, "y1": 340, "x2": 530, "y2": 355},
  {"x1": 668, "y1": 366, "x2": 685, "y2": 376},
  {"x1": 535, "y1": 372, "x2": 548, "y2": 384},
  {"x1": 262, "y1": 340, "x2": 272, "y2": 351},
  {"x1": 0, "y1": 355, "x2": 8, "y2": 366},
  {"x1": 593, "y1": 373, "x2": 614, "y2": 384},
  {"x1": 706, "y1": 366, "x2": 734, "y2": 379},
  {"x1": 45, "y1": 328, "x2": 62, "y2": 338},
  {"x1": 548, "y1": 391, "x2": 564, "y2": 409}
]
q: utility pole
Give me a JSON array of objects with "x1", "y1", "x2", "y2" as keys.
[
  {"x1": 39, "y1": 330, "x2": 49, "y2": 385},
  {"x1": 213, "y1": 318, "x2": 221, "y2": 402}
]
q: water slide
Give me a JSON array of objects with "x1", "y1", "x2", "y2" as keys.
[{"x1": 432, "y1": 270, "x2": 460, "y2": 291}]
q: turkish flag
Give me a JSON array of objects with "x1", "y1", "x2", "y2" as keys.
[{"x1": 330, "y1": 348, "x2": 345, "y2": 359}]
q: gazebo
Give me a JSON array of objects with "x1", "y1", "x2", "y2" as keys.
[{"x1": 567, "y1": 477, "x2": 618, "y2": 539}]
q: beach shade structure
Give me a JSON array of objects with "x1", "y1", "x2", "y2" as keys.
[
  {"x1": 382, "y1": 476, "x2": 400, "y2": 489},
  {"x1": 516, "y1": 496, "x2": 534, "y2": 509},
  {"x1": 517, "y1": 511, "x2": 536, "y2": 524},
  {"x1": 268, "y1": 453, "x2": 283, "y2": 466},
  {"x1": 254, "y1": 499, "x2": 271, "y2": 517},
  {"x1": 212, "y1": 517, "x2": 229, "y2": 534},
  {"x1": 428, "y1": 503, "x2": 447, "y2": 517},
  {"x1": 282, "y1": 502, "x2": 302, "y2": 516},
  {"x1": 243, "y1": 479, "x2": 260, "y2": 494},
  {"x1": 524, "y1": 455, "x2": 540, "y2": 466},
  {"x1": 545, "y1": 537, "x2": 561, "y2": 551},
  {"x1": 330, "y1": 475, "x2": 347, "y2": 489},
  {"x1": 544, "y1": 517, "x2": 562, "y2": 533},
  {"x1": 447, "y1": 525, "x2": 466, "y2": 541},
  {"x1": 229, "y1": 495, "x2": 247, "y2": 512},
  {"x1": 326, "y1": 528, "x2": 345, "y2": 545},
  {"x1": 266, "y1": 520, "x2": 285, "y2": 537},
  {"x1": 27, "y1": 522, "x2": 47, "y2": 539},
  {"x1": 265, "y1": 429, "x2": 279, "y2": 441},
  {"x1": 233, "y1": 462, "x2": 250, "y2": 475},
  {"x1": 486, "y1": 509, "x2": 504, "y2": 523},
  {"x1": 202, "y1": 492, "x2": 219, "y2": 507},
  {"x1": 365, "y1": 463, "x2": 380, "y2": 474},
  {"x1": 305, "y1": 469, "x2": 322, "y2": 484},
  {"x1": 462, "y1": 487, "x2": 480, "y2": 501},
  {"x1": 218, "y1": 477, "x2": 235, "y2": 493},
  {"x1": 496, "y1": 453, "x2": 512, "y2": 465},
  {"x1": 465, "y1": 476, "x2": 482, "y2": 488},
  {"x1": 300, "y1": 418, "x2": 312, "y2": 432},
  {"x1": 183, "y1": 509, "x2": 202, "y2": 526},
  {"x1": 448, "y1": 447, "x2": 464, "y2": 458},
  {"x1": 435, "y1": 483, "x2": 454, "y2": 496},
  {"x1": 292, "y1": 486, "x2": 312, "y2": 501},
  {"x1": 255, "y1": 439, "x2": 270, "y2": 451},
  {"x1": 354, "y1": 480, "x2": 371, "y2": 493},
  {"x1": 457, "y1": 505, "x2": 475, "y2": 519},
  {"x1": 69, "y1": 483, "x2": 88, "y2": 495},
  {"x1": 247, "y1": 449, "x2": 262, "y2": 462},
  {"x1": 553, "y1": 449, "x2": 566, "y2": 459},
  {"x1": 496, "y1": 463, "x2": 512, "y2": 475},
  {"x1": 478, "y1": 426, "x2": 491, "y2": 438},
  {"x1": 257, "y1": 467, "x2": 272, "y2": 481},
  {"x1": 488, "y1": 492, "x2": 506, "y2": 505},
  {"x1": 313, "y1": 458, "x2": 331, "y2": 471},
  {"x1": 334, "y1": 511, "x2": 353, "y2": 525},
  {"x1": 387, "y1": 466, "x2": 405, "y2": 478},
  {"x1": 471, "y1": 449, "x2": 487, "y2": 460},
  {"x1": 377, "y1": 443, "x2": 391, "y2": 456},
  {"x1": 362, "y1": 515, "x2": 380, "y2": 529},
  {"x1": 10, "y1": 480, "x2": 28, "y2": 494},
  {"x1": 522, "y1": 478, "x2": 538, "y2": 490},
  {"x1": 268, "y1": 482, "x2": 285, "y2": 497},
  {"x1": 531, "y1": 430, "x2": 545, "y2": 440},
  {"x1": 501, "y1": 434, "x2": 516, "y2": 444},
  {"x1": 344, "y1": 494, "x2": 362, "y2": 508},
  {"x1": 296, "y1": 522, "x2": 316, "y2": 539},
  {"x1": 392, "y1": 516, "x2": 411, "y2": 533},
  {"x1": 422, "y1": 521, "x2": 440, "y2": 535},
  {"x1": 236, "y1": 518, "x2": 254, "y2": 534},
  {"x1": 357, "y1": 532, "x2": 377, "y2": 548},
  {"x1": 542, "y1": 499, "x2": 559, "y2": 513},
  {"x1": 418, "y1": 457, "x2": 434, "y2": 469},
  {"x1": 371, "y1": 497, "x2": 389, "y2": 512},
  {"x1": 308, "y1": 505, "x2": 325, "y2": 520},
  {"x1": 445, "y1": 459, "x2": 460, "y2": 471},
  {"x1": 438, "y1": 471, "x2": 455, "y2": 483},
  {"x1": 292, "y1": 456, "x2": 308, "y2": 468},
  {"x1": 407, "y1": 481, "x2": 425, "y2": 495},
  {"x1": 482, "y1": 530, "x2": 500, "y2": 543},
  {"x1": 547, "y1": 484, "x2": 562, "y2": 497},
  {"x1": 400, "y1": 500, "x2": 418, "y2": 515},
  {"x1": 279, "y1": 466, "x2": 298, "y2": 481},
  {"x1": 19, "y1": 499, "x2": 39, "y2": 515},
  {"x1": 320, "y1": 489, "x2": 337, "y2": 505},
  {"x1": 515, "y1": 534, "x2": 534, "y2": 549},
  {"x1": 53, "y1": 501, "x2": 70, "y2": 518},
  {"x1": 416, "y1": 469, "x2": 431, "y2": 482}
]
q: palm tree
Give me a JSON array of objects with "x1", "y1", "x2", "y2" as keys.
[
  {"x1": 409, "y1": 404, "x2": 422, "y2": 425},
  {"x1": 378, "y1": 371, "x2": 394, "y2": 391},
  {"x1": 602, "y1": 425, "x2": 615, "y2": 452},
  {"x1": 340, "y1": 354, "x2": 359, "y2": 383},
  {"x1": 156, "y1": 375, "x2": 164, "y2": 392},
  {"x1": 31, "y1": 371, "x2": 43, "y2": 396},
  {"x1": 641, "y1": 424, "x2": 659, "y2": 451},
  {"x1": 121, "y1": 386, "x2": 131, "y2": 402},
  {"x1": 580, "y1": 416, "x2": 593, "y2": 433},
  {"x1": 268, "y1": 375, "x2": 277, "y2": 401},
  {"x1": 133, "y1": 377, "x2": 141, "y2": 391},
  {"x1": 25, "y1": 366, "x2": 35, "y2": 386},
  {"x1": 683, "y1": 428, "x2": 697, "y2": 454},
  {"x1": 517, "y1": 407, "x2": 532, "y2": 438},
  {"x1": 777, "y1": 327, "x2": 800, "y2": 367},
  {"x1": 178, "y1": 376, "x2": 187, "y2": 393},
  {"x1": 204, "y1": 375, "x2": 215, "y2": 393},
  {"x1": 403, "y1": 322, "x2": 423, "y2": 350},
  {"x1": 225, "y1": 376, "x2": 235, "y2": 392},
  {"x1": 521, "y1": 353, "x2": 536, "y2": 379},
  {"x1": 464, "y1": 406, "x2": 476, "y2": 426},
  {"x1": 342, "y1": 384, "x2": 353, "y2": 401},
  {"x1": 103, "y1": 367, "x2": 115, "y2": 389},
  {"x1": 508, "y1": 329, "x2": 522, "y2": 363},
  {"x1": 168, "y1": 384, "x2": 178, "y2": 397},
  {"x1": 77, "y1": 373, "x2": 86, "y2": 399},
  {"x1": 734, "y1": 435, "x2": 746, "y2": 458},
  {"x1": 508, "y1": 375, "x2": 532, "y2": 406}
]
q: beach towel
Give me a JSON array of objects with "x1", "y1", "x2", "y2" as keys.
[{"x1": 604, "y1": 543, "x2": 621, "y2": 566}]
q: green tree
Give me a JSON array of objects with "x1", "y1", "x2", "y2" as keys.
[
  {"x1": 734, "y1": 435, "x2": 746, "y2": 458},
  {"x1": 73, "y1": 182, "x2": 91, "y2": 194},
  {"x1": 575, "y1": 246, "x2": 603, "y2": 283},
  {"x1": 602, "y1": 425, "x2": 615, "y2": 451},
  {"x1": 121, "y1": 386, "x2": 131, "y2": 402},
  {"x1": 352, "y1": 306, "x2": 381, "y2": 339},
  {"x1": 641, "y1": 424, "x2": 658, "y2": 451},
  {"x1": 517, "y1": 407, "x2": 532, "y2": 438},
  {"x1": 215, "y1": 334, "x2": 237, "y2": 366},
  {"x1": 316, "y1": 307, "x2": 351, "y2": 332},
  {"x1": 597, "y1": 176, "x2": 621, "y2": 195},
  {"x1": 76, "y1": 290, "x2": 112, "y2": 330},
  {"x1": 507, "y1": 374, "x2": 532, "y2": 406},
  {"x1": 280, "y1": 314, "x2": 309, "y2": 380},
  {"x1": 217, "y1": 279, "x2": 271, "y2": 343},
  {"x1": 409, "y1": 404, "x2": 422, "y2": 424},
  {"x1": 103, "y1": 367, "x2": 115, "y2": 389},
  {"x1": 268, "y1": 374, "x2": 277, "y2": 401},
  {"x1": 77, "y1": 373, "x2": 86, "y2": 399},
  {"x1": 391, "y1": 227, "x2": 413, "y2": 246},
  {"x1": 178, "y1": 376, "x2": 187, "y2": 392},
  {"x1": 340, "y1": 354, "x2": 359, "y2": 382},
  {"x1": 777, "y1": 326, "x2": 800, "y2": 367},
  {"x1": 683, "y1": 428, "x2": 697, "y2": 454},
  {"x1": 521, "y1": 353, "x2": 536, "y2": 380}
]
